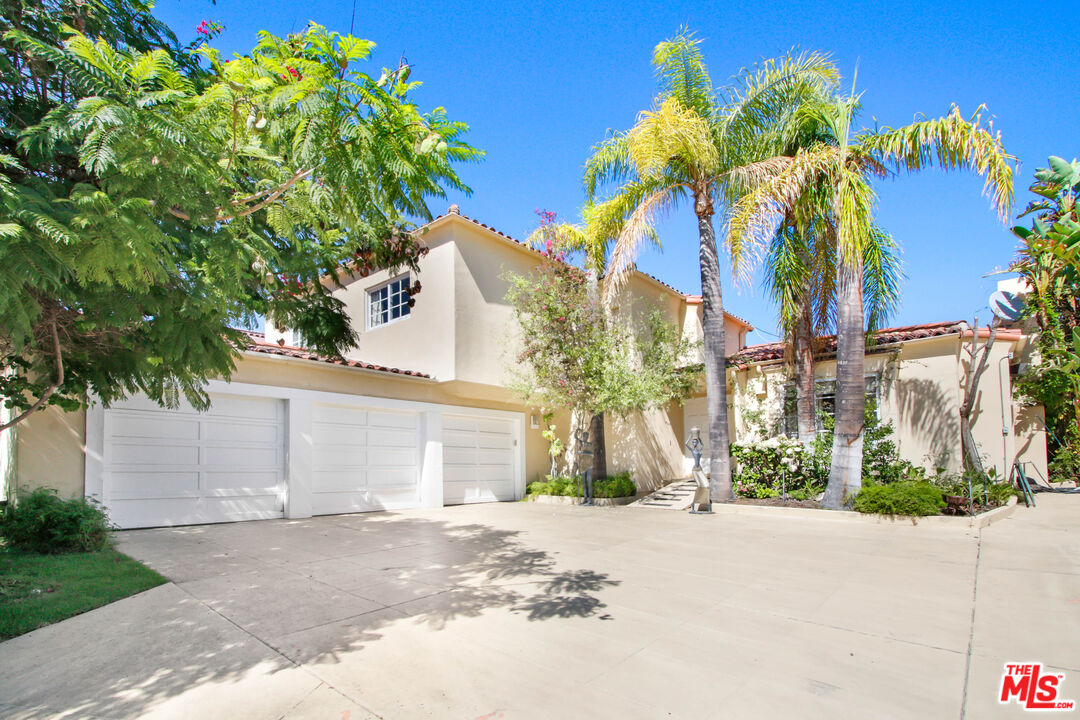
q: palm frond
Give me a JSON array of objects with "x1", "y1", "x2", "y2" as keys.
[
  {"x1": 627, "y1": 97, "x2": 717, "y2": 179},
  {"x1": 862, "y1": 225, "x2": 904, "y2": 331},
  {"x1": 583, "y1": 131, "x2": 632, "y2": 201},
  {"x1": 725, "y1": 144, "x2": 839, "y2": 280},
  {"x1": 602, "y1": 181, "x2": 687, "y2": 301},
  {"x1": 651, "y1": 28, "x2": 715, "y2": 118},
  {"x1": 856, "y1": 105, "x2": 1016, "y2": 220}
]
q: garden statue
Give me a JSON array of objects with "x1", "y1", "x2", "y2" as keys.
[
  {"x1": 575, "y1": 426, "x2": 595, "y2": 506},
  {"x1": 685, "y1": 427, "x2": 712, "y2": 514}
]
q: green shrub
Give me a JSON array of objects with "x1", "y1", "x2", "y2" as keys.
[
  {"x1": 0, "y1": 488, "x2": 114, "y2": 554},
  {"x1": 852, "y1": 481, "x2": 946, "y2": 517},
  {"x1": 526, "y1": 471, "x2": 637, "y2": 498},
  {"x1": 526, "y1": 475, "x2": 579, "y2": 497},
  {"x1": 594, "y1": 471, "x2": 636, "y2": 498},
  {"x1": 740, "y1": 485, "x2": 780, "y2": 499}
]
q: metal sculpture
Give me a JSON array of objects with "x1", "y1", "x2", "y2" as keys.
[
  {"x1": 575, "y1": 426, "x2": 595, "y2": 506},
  {"x1": 685, "y1": 427, "x2": 712, "y2": 514}
]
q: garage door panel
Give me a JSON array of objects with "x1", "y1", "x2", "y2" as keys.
[
  {"x1": 367, "y1": 467, "x2": 416, "y2": 488},
  {"x1": 311, "y1": 492, "x2": 370, "y2": 515},
  {"x1": 314, "y1": 445, "x2": 367, "y2": 469},
  {"x1": 477, "y1": 448, "x2": 512, "y2": 464},
  {"x1": 110, "y1": 394, "x2": 200, "y2": 414},
  {"x1": 204, "y1": 420, "x2": 280, "y2": 445},
  {"x1": 202, "y1": 444, "x2": 281, "y2": 468},
  {"x1": 443, "y1": 446, "x2": 477, "y2": 465},
  {"x1": 442, "y1": 415, "x2": 479, "y2": 432},
  {"x1": 367, "y1": 447, "x2": 417, "y2": 467},
  {"x1": 314, "y1": 423, "x2": 364, "y2": 446},
  {"x1": 368, "y1": 488, "x2": 417, "y2": 509},
  {"x1": 109, "y1": 414, "x2": 199, "y2": 441},
  {"x1": 314, "y1": 405, "x2": 368, "y2": 427},
  {"x1": 368, "y1": 428, "x2": 416, "y2": 448},
  {"x1": 310, "y1": 402, "x2": 420, "y2": 516},
  {"x1": 367, "y1": 410, "x2": 418, "y2": 429},
  {"x1": 443, "y1": 429, "x2": 477, "y2": 447},
  {"x1": 472, "y1": 417, "x2": 511, "y2": 435},
  {"x1": 442, "y1": 414, "x2": 518, "y2": 505},
  {"x1": 108, "y1": 471, "x2": 200, "y2": 499},
  {"x1": 201, "y1": 394, "x2": 282, "y2": 421},
  {"x1": 477, "y1": 435, "x2": 512, "y2": 450},
  {"x1": 443, "y1": 465, "x2": 478, "y2": 484},
  {"x1": 475, "y1": 465, "x2": 512, "y2": 482},
  {"x1": 103, "y1": 393, "x2": 285, "y2": 528},
  {"x1": 108, "y1": 498, "x2": 201, "y2": 528},
  {"x1": 199, "y1": 495, "x2": 282, "y2": 520},
  {"x1": 110, "y1": 442, "x2": 200, "y2": 467},
  {"x1": 312, "y1": 469, "x2": 367, "y2": 493},
  {"x1": 203, "y1": 471, "x2": 282, "y2": 492}
]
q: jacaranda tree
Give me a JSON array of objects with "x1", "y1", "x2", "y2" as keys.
[{"x1": 0, "y1": 0, "x2": 480, "y2": 430}]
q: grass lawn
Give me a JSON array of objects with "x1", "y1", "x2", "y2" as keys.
[{"x1": 0, "y1": 548, "x2": 166, "y2": 640}]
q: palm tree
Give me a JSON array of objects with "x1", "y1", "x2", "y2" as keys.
[
  {"x1": 764, "y1": 214, "x2": 903, "y2": 446},
  {"x1": 728, "y1": 92, "x2": 1014, "y2": 508},
  {"x1": 582, "y1": 31, "x2": 837, "y2": 501}
]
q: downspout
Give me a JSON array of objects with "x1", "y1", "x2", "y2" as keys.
[{"x1": 999, "y1": 352, "x2": 1013, "y2": 479}]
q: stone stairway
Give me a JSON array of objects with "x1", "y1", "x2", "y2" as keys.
[{"x1": 628, "y1": 477, "x2": 698, "y2": 510}]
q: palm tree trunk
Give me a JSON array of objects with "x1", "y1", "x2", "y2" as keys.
[
  {"x1": 696, "y1": 200, "x2": 733, "y2": 502},
  {"x1": 794, "y1": 282, "x2": 817, "y2": 446},
  {"x1": 590, "y1": 411, "x2": 608, "y2": 482},
  {"x1": 823, "y1": 248, "x2": 865, "y2": 509}
]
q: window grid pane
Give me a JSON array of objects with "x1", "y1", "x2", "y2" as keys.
[{"x1": 368, "y1": 275, "x2": 410, "y2": 328}]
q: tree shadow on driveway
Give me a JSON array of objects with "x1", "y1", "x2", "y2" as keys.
[{"x1": 0, "y1": 509, "x2": 621, "y2": 719}]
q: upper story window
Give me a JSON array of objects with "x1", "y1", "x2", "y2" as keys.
[{"x1": 367, "y1": 274, "x2": 411, "y2": 329}]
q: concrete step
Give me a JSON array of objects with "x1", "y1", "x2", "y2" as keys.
[{"x1": 629, "y1": 478, "x2": 698, "y2": 510}]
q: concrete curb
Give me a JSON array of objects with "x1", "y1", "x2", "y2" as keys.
[
  {"x1": 698, "y1": 495, "x2": 1020, "y2": 529},
  {"x1": 525, "y1": 494, "x2": 637, "y2": 507}
]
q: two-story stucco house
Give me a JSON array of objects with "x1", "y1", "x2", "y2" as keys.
[
  {"x1": 4, "y1": 208, "x2": 1048, "y2": 528},
  {"x1": 5, "y1": 208, "x2": 752, "y2": 528}
]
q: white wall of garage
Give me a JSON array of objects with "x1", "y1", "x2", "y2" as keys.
[{"x1": 85, "y1": 379, "x2": 526, "y2": 528}]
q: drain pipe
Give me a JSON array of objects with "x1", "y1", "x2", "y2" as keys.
[{"x1": 999, "y1": 352, "x2": 1013, "y2": 483}]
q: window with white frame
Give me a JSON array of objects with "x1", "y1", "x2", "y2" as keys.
[{"x1": 367, "y1": 274, "x2": 411, "y2": 329}]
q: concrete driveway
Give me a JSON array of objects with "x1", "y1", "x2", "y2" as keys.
[{"x1": 1, "y1": 495, "x2": 1077, "y2": 719}]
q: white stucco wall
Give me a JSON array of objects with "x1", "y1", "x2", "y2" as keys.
[{"x1": 728, "y1": 332, "x2": 1048, "y2": 481}]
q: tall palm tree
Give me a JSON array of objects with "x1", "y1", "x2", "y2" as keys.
[
  {"x1": 583, "y1": 31, "x2": 837, "y2": 501},
  {"x1": 764, "y1": 214, "x2": 903, "y2": 445},
  {"x1": 728, "y1": 92, "x2": 1014, "y2": 508}
]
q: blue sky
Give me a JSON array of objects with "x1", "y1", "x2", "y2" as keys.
[{"x1": 154, "y1": 0, "x2": 1076, "y2": 344}]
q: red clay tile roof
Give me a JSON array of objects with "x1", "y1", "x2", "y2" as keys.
[
  {"x1": 238, "y1": 330, "x2": 430, "y2": 378},
  {"x1": 728, "y1": 321, "x2": 966, "y2": 366}
]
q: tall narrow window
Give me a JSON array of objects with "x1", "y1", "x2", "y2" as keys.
[
  {"x1": 367, "y1": 274, "x2": 411, "y2": 329},
  {"x1": 782, "y1": 375, "x2": 880, "y2": 437}
]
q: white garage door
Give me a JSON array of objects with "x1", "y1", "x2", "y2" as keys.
[
  {"x1": 310, "y1": 403, "x2": 421, "y2": 515},
  {"x1": 443, "y1": 414, "x2": 517, "y2": 505},
  {"x1": 103, "y1": 394, "x2": 285, "y2": 528}
]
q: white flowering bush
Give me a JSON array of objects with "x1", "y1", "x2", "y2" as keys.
[{"x1": 730, "y1": 436, "x2": 825, "y2": 499}]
